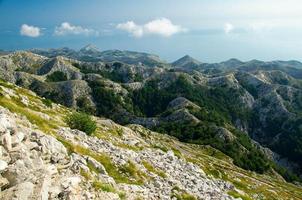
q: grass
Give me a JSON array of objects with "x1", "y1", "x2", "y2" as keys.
[
  {"x1": 142, "y1": 160, "x2": 167, "y2": 178},
  {"x1": 152, "y1": 143, "x2": 169, "y2": 152},
  {"x1": 119, "y1": 160, "x2": 148, "y2": 185},
  {"x1": 171, "y1": 147, "x2": 182, "y2": 158},
  {"x1": 92, "y1": 181, "x2": 116, "y2": 193},
  {"x1": 172, "y1": 192, "x2": 197, "y2": 200},
  {"x1": 87, "y1": 161, "x2": 101, "y2": 174},
  {"x1": 227, "y1": 190, "x2": 253, "y2": 200},
  {"x1": 0, "y1": 96, "x2": 58, "y2": 133},
  {"x1": 114, "y1": 142, "x2": 142, "y2": 151},
  {"x1": 80, "y1": 168, "x2": 92, "y2": 180}
]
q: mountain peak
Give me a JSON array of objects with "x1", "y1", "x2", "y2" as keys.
[
  {"x1": 79, "y1": 44, "x2": 101, "y2": 54},
  {"x1": 220, "y1": 58, "x2": 243, "y2": 67},
  {"x1": 172, "y1": 55, "x2": 201, "y2": 68}
]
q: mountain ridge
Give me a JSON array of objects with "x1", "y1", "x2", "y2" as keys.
[
  {"x1": 1, "y1": 47, "x2": 302, "y2": 196},
  {"x1": 0, "y1": 72, "x2": 302, "y2": 199}
]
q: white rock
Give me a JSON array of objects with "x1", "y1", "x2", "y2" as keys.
[
  {"x1": 0, "y1": 160, "x2": 8, "y2": 172},
  {"x1": 86, "y1": 156, "x2": 107, "y2": 175},
  {"x1": 11, "y1": 181, "x2": 34, "y2": 200},
  {"x1": 20, "y1": 95, "x2": 29, "y2": 106},
  {"x1": 1, "y1": 131, "x2": 12, "y2": 151},
  {"x1": 61, "y1": 176, "x2": 81, "y2": 189},
  {"x1": 0, "y1": 114, "x2": 13, "y2": 133},
  {"x1": 39, "y1": 135, "x2": 67, "y2": 155},
  {"x1": 12, "y1": 131, "x2": 25, "y2": 146}
]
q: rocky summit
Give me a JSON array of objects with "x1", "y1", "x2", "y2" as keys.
[{"x1": 0, "y1": 47, "x2": 302, "y2": 199}]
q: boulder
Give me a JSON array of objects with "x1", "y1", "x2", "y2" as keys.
[
  {"x1": 38, "y1": 135, "x2": 68, "y2": 163},
  {"x1": 0, "y1": 160, "x2": 8, "y2": 172},
  {"x1": 11, "y1": 131, "x2": 25, "y2": 147},
  {"x1": 1, "y1": 131, "x2": 12, "y2": 151},
  {"x1": 86, "y1": 156, "x2": 107, "y2": 175}
]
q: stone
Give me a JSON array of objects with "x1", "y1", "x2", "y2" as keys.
[
  {"x1": 1, "y1": 131, "x2": 12, "y2": 151},
  {"x1": 11, "y1": 131, "x2": 25, "y2": 147},
  {"x1": 20, "y1": 95, "x2": 29, "y2": 106},
  {"x1": 0, "y1": 176, "x2": 9, "y2": 189},
  {"x1": 0, "y1": 160, "x2": 8, "y2": 172},
  {"x1": 86, "y1": 156, "x2": 107, "y2": 175},
  {"x1": 0, "y1": 146, "x2": 11, "y2": 163},
  {"x1": 15, "y1": 182, "x2": 34, "y2": 199},
  {"x1": 39, "y1": 135, "x2": 68, "y2": 164},
  {"x1": 61, "y1": 176, "x2": 81, "y2": 189},
  {"x1": 36, "y1": 176, "x2": 52, "y2": 200},
  {"x1": 0, "y1": 114, "x2": 13, "y2": 133}
]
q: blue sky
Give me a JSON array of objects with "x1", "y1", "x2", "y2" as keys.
[{"x1": 1, "y1": 0, "x2": 302, "y2": 62}]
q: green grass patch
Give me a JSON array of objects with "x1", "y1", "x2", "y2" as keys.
[
  {"x1": 42, "y1": 98, "x2": 52, "y2": 108},
  {"x1": 92, "y1": 181, "x2": 116, "y2": 193},
  {"x1": 80, "y1": 169, "x2": 92, "y2": 180},
  {"x1": 142, "y1": 160, "x2": 167, "y2": 178},
  {"x1": 152, "y1": 144, "x2": 169, "y2": 152},
  {"x1": 171, "y1": 147, "x2": 182, "y2": 158},
  {"x1": 227, "y1": 190, "x2": 252, "y2": 200},
  {"x1": 172, "y1": 193, "x2": 197, "y2": 200},
  {"x1": 120, "y1": 160, "x2": 148, "y2": 185},
  {"x1": 0, "y1": 96, "x2": 58, "y2": 133}
]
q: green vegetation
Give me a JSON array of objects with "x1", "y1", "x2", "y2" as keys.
[
  {"x1": 76, "y1": 96, "x2": 96, "y2": 114},
  {"x1": 0, "y1": 94, "x2": 58, "y2": 133},
  {"x1": 126, "y1": 75, "x2": 268, "y2": 173},
  {"x1": 46, "y1": 71, "x2": 67, "y2": 82},
  {"x1": 92, "y1": 181, "x2": 116, "y2": 193},
  {"x1": 88, "y1": 80, "x2": 126, "y2": 116},
  {"x1": 119, "y1": 160, "x2": 147, "y2": 185},
  {"x1": 65, "y1": 112, "x2": 97, "y2": 135},
  {"x1": 142, "y1": 160, "x2": 167, "y2": 178},
  {"x1": 227, "y1": 190, "x2": 253, "y2": 200},
  {"x1": 41, "y1": 98, "x2": 52, "y2": 108},
  {"x1": 171, "y1": 187, "x2": 197, "y2": 200}
]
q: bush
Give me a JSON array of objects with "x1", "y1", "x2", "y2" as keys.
[
  {"x1": 41, "y1": 98, "x2": 52, "y2": 108},
  {"x1": 65, "y1": 112, "x2": 97, "y2": 135},
  {"x1": 46, "y1": 71, "x2": 67, "y2": 82}
]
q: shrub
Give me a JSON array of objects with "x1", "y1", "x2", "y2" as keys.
[
  {"x1": 42, "y1": 98, "x2": 52, "y2": 108},
  {"x1": 46, "y1": 71, "x2": 67, "y2": 82},
  {"x1": 65, "y1": 112, "x2": 97, "y2": 135},
  {"x1": 76, "y1": 96, "x2": 96, "y2": 114}
]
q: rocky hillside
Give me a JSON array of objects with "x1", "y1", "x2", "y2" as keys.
[
  {"x1": 1, "y1": 76, "x2": 302, "y2": 199},
  {"x1": 1, "y1": 47, "x2": 302, "y2": 190}
]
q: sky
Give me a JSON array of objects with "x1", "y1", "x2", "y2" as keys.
[{"x1": 1, "y1": 0, "x2": 302, "y2": 62}]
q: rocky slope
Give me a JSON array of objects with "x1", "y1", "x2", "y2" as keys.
[
  {"x1": 1, "y1": 47, "x2": 302, "y2": 183},
  {"x1": 0, "y1": 77, "x2": 302, "y2": 199}
]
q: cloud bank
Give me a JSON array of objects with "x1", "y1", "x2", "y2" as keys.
[
  {"x1": 20, "y1": 24, "x2": 41, "y2": 37},
  {"x1": 54, "y1": 22, "x2": 99, "y2": 36},
  {"x1": 117, "y1": 18, "x2": 186, "y2": 38}
]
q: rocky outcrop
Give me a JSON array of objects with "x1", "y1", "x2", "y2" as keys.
[{"x1": 0, "y1": 106, "x2": 234, "y2": 200}]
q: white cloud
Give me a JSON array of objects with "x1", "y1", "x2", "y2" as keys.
[
  {"x1": 116, "y1": 21, "x2": 143, "y2": 37},
  {"x1": 224, "y1": 23, "x2": 234, "y2": 34},
  {"x1": 20, "y1": 24, "x2": 41, "y2": 37},
  {"x1": 54, "y1": 22, "x2": 99, "y2": 36},
  {"x1": 144, "y1": 18, "x2": 186, "y2": 37},
  {"x1": 116, "y1": 18, "x2": 186, "y2": 38}
]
